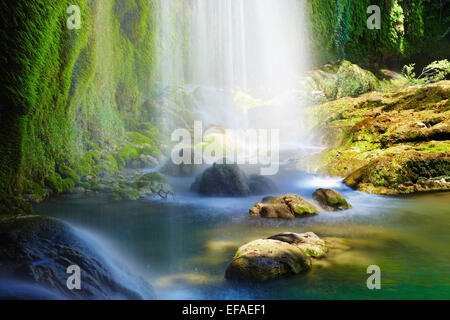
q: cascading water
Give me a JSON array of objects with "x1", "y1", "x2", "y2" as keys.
[{"x1": 157, "y1": 0, "x2": 312, "y2": 160}]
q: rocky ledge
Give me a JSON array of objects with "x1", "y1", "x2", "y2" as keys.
[{"x1": 296, "y1": 80, "x2": 450, "y2": 194}]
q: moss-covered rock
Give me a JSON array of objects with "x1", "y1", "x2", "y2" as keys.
[
  {"x1": 249, "y1": 195, "x2": 319, "y2": 219},
  {"x1": 344, "y1": 152, "x2": 450, "y2": 194},
  {"x1": 225, "y1": 232, "x2": 327, "y2": 281},
  {"x1": 312, "y1": 188, "x2": 352, "y2": 211},
  {"x1": 298, "y1": 81, "x2": 450, "y2": 194},
  {"x1": 225, "y1": 239, "x2": 311, "y2": 281},
  {"x1": 268, "y1": 232, "x2": 328, "y2": 258}
]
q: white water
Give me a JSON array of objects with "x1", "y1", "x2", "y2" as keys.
[{"x1": 157, "y1": 0, "x2": 312, "y2": 148}]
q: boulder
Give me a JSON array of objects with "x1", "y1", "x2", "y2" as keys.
[
  {"x1": 249, "y1": 195, "x2": 318, "y2": 219},
  {"x1": 0, "y1": 215, "x2": 153, "y2": 299},
  {"x1": 268, "y1": 232, "x2": 328, "y2": 258},
  {"x1": 225, "y1": 239, "x2": 311, "y2": 281},
  {"x1": 312, "y1": 188, "x2": 352, "y2": 211},
  {"x1": 225, "y1": 232, "x2": 327, "y2": 281},
  {"x1": 248, "y1": 174, "x2": 278, "y2": 194},
  {"x1": 191, "y1": 162, "x2": 250, "y2": 197},
  {"x1": 190, "y1": 161, "x2": 278, "y2": 197}
]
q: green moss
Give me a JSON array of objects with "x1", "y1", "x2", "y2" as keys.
[
  {"x1": 45, "y1": 174, "x2": 64, "y2": 193},
  {"x1": 62, "y1": 178, "x2": 75, "y2": 192},
  {"x1": 60, "y1": 166, "x2": 81, "y2": 184},
  {"x1": 415, "y1": 142, "x2": 450, "y2": 153},
  {"x1": 127, "y1": 131, "x2": 152, "y2": 145},
  {"x1": 100, "y1": 153, "x2": 119, "y2": 175},
  {"x1": 114, "y1": 145, "x2": 140, "y2": 168}
]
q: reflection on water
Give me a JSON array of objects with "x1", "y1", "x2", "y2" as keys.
[{"x1": 35, "y1": 171, "x2": 450, "y2": 300}]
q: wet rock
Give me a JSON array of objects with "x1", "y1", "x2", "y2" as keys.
[
  {"x1": 225, "y1": 232, "x2": 327, "y2": 281},
  {"x1": 248, "y1": 174, "x2": 278, "y2": 195},
  {"x1": 225, "y1": 239, "x2": 311, "y2": 281},
  {"x1": 191, "y1": 162, "x2": 250, "y2": 197},
  {"x1": 268, "y1": 232, "x2": 328, "y2": 258},
  {"x1": 0, "y1": 215, "x2": 153, "y2": 299},
  {"x1": 312, "y1": 188, "x2": 352, "y2": 211},
  {"x1": 249, "y1": 195, "x2": 319, "y2": 219},
  {"x1": 344, "y1": 153, "x2": 450, "y2": 194}
]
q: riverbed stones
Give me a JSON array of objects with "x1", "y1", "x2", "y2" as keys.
[
  {"x1": 249, "y1": 195, "x2": 318, "y2": 219},
  {"x1": 225, "y1": 232, "x2": 327, "y2": 281},
  {"x1": 312, "y1": 188, "x2": 352, "y2": 211}
]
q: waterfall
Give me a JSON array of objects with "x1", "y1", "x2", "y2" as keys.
[
  {"x1": 157, "y1": 0, "x2": 312, "y2": 158},
  {"x1": 186, "y1": 0, "x2": 309, "y2": 97}
]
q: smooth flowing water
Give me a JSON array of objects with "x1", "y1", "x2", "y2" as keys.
[
  {"x1": 33, "y1": 0, "x2": 450, "y2": 300},
  {"x1": 35, "y1": 170, "x2": 450, "y2": 300}
]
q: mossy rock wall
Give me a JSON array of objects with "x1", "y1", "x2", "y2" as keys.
[
  {"x1": 0, "y1": 0, "x2": 188, "y2": 213},
  {"x1": 306, "y1": 0, "x2": 449, "y2": 67}
]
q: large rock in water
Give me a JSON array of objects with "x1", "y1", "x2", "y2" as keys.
[
  {"x1": 312, "y1": 188, "x2": 352, "y2": 211},
  {"x1": 249, "y1": 195, "x2": 319, "y2": 219},
  {"x1": 225, "y1": 232, "x2": 327, "y2": 281},
  {"x1": 0, "y1": 215, "x2": 153, "y2": 299},
  {"x1": 191, "y1": 162, "x2": 250, "y2": 196}
]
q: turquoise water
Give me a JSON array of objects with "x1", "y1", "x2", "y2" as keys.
[{"x1": 35, "y1": 170, "x2": 450, "y2": 300}]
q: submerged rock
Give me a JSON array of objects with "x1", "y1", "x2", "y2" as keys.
[
  {"x1": 249, "y1": 195, "x2": 318, "y2": 219},
  {"x1": 225, "y1": 232, "x2": 327, "y2": 281},
  {"x1": 0, "y1": 215, "x2": 153, "y2": 299},
  {"x1": 312, "y1": 188, "x2": 352, "y2": 211}
]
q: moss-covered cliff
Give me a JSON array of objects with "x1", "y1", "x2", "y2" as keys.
[
  {"x1": 307, "y1": 0, "x2": 449, "y2": 68},
  {"x1": 0, "y1": 0, "x2": 190, "y2": 214},
  {"x1": 0, "y1": 0, "x2": 447, "y2": 214}
]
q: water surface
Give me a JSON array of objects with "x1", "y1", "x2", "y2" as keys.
[{"x1": 36, "y1": 170, "x2": 450, "y2": 299}]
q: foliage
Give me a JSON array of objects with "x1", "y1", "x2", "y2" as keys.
[
  {"x1": 306, "y1": 0, "x2": 449, "y2": 66},
  {"x1": 402, "y1": 59, "x2": 450, "y2": 84}
]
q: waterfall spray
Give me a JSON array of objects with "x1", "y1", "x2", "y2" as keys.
[{"x1": 158, "y1": 0, "x2": 312, "y2": 160}]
